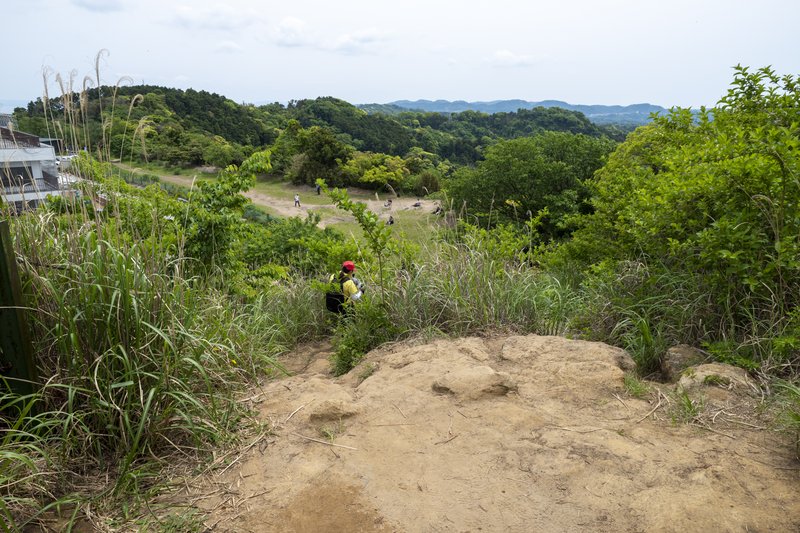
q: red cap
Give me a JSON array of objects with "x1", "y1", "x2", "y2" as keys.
[{"x1": 342, "y1": 261, "x2": 356, "y2": 273}]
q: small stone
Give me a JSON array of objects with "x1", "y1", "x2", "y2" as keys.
[
  {"x1": 308, "y1": 399, "x2": 361, "y2": 422},
  {"x1": 662, "y1": 344, "x2": 707, "y2": 382},
  {"x1": 677, "y1": 363, "x2": 753, "y2": 393}
]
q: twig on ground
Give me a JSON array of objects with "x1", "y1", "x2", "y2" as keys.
[
  {"x1": 692, "y1": 422, "x2": 736, "y2": 440},
  {"x1": 241, "y1": 389, "x2": 268, "y2": 403},
  {"x1": 393, "y1": 403, "x2": 407, "y2": 419},
  {"x1": 292, "y1": 432, "x2": 358, "y2": 450},
  {"x1": 613, "y1": 393, "x2": 630, "y2": 411},
  {"x1": 733, "y1": 450, "x2": 800, "y2": 470},
  {"x1": 284, "y1": 404, "x2": 306, "y2": 424},
  {"x1": 435, "y1": 434, "x2": 459, "y2": 445},
  {"x1": 636, "y1": 395, "x2": 663, "y2": 423},
  {"x1": 722, "y1": 418, "x2": 767, "y2": 430},
  {"x1": 217, "y1": 432, "x2": 266, "y2": 476},
  {"x1": 545, "y1": 425, "x2": 604, "y2": 434},
  {"x1": 188, "y1": 488, "x2": 223, "y2": 505}
]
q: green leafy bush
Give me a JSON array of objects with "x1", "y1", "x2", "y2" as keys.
[
  {"x1": 331, "y1": 299, "x2": 398, "y2": 376},
  {"x1": 555, "y1": 66, "x2": 800, "y2": 372}
]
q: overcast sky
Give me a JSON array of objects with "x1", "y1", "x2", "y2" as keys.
[{"x1": 3, "y1": 0, "x2": 798, "y2": 113}]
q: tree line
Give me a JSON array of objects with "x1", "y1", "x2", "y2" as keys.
[{"x1": 13, "y1": 86, "x2": 627, "y2": 195}]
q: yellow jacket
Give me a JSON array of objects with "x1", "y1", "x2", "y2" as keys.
[{"x1": 329, "y1": 273, "x2": 362, "y2": 304}]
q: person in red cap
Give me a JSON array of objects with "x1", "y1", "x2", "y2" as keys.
[{"x1": 325, "y1": 261, "x2": 364, "y2": 314}]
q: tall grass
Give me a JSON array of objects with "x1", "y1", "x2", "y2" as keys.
[
  {"x1": 1, "y1": 201, "x2": 322, "y2": 528},
  {"x1": 0, "y1": 63, "x2": 337, "y2": 528},
  {"x1": 569, "y1": 257, "x2": 800, "y2": 376},
  {"x1": 386, "y1": 241, "x2": 582, "y2": 337}
]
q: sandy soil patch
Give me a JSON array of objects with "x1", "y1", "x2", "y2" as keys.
[{"x1": 173, "y1": 335, "x2": 799, "y2": 532}]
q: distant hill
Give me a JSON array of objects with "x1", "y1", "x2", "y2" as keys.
[{"x1": 364, "y1": 99, "x2": 668, "y2": 125}]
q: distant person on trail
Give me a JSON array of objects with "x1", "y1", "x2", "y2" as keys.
[
  {"x1": 294, "y1": 194, "x2": 301, "y2": 207},
  {"x1": 316, "y1": 184, "x2": 321, "y2": 195},
  {"x1": 325, "y1": 261, "x2": 364, "y2": 314}
]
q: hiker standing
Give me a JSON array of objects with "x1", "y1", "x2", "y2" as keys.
[{"x1": 294, "y1": 194, "x2": 301, "y2": 207}]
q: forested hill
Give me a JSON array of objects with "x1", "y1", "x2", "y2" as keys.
[
  {"x1": 372, "y1": 99, "x2": 667, "y2": 125},
  {"x1": 15, "y1": 86, "x2": 630, "y2": 168}
]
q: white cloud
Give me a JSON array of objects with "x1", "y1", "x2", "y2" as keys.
[
  {"x1": 490, "y1": 50, "x2": 538, "y2": 68},
  {"x1": 272, "y1": 17, "x2": 316, "y2": 48},
  {"x1": 329, "y1": 29, "x2": 387, "y2": 55},
  {"x1": 171, "y1": 4, "x2": 261, "y2": 31},
  {"x1": 271, "y1": 18, "x2": 387, "y2": 56},
  {"x1": 71, "y1": 0, "x2": 124, "y2": 12},
  {"x1": 214, "y1": 41, "x2": 244, "y2": 54}
]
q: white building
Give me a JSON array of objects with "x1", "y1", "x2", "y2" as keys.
[{"x1": 1, "y1": 127, "x2": 70, "y2": 213}]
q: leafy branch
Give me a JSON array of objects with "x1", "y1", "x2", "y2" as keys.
[{"x1": 318, "y1": 179, "x2": 393, "y2": 306}]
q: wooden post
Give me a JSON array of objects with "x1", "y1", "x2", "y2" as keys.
[{"x1": 0, "y1": 219, "x2": 38, "y2": 397}]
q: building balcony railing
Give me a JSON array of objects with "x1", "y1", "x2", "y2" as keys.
[
  {"x1": 42, "y1": 170, "x2": 59, "y2": 190},
  {"x1": 1, "y1": 175, "x2": 62, "y2": 196}
]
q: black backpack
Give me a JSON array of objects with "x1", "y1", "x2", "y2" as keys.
[{"x1": 325, "y1": 274, "x2": 346, "y2": 313}]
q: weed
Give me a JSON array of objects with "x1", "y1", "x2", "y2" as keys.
[
  {"x1": 136, "y1": 509, "x2": 207, "y2": 532},
  {"x1": 774, "y1": 381, "x2": 800, "y2": 454},
  {"x1": 623, "y1": 373, "x2": 650, "y2": 398},
  {"x1": 615, "y1": 315, "x2": 668, "y2": 376},
  {"x1": 702, "y1": 374, "x2": 731, "y2": 387},
  {"x1": 670, "y1": 388, "x2": 705, "y2": 424},
  {"x1": 331, "y1": 299, "x2": 397, "y2": 376},
  {"x1": 357, "y1": 363, "x2": 377, "y2": 382},
  {"x1": 318, "y1": 421, "x2": 345, "y2": 442}
]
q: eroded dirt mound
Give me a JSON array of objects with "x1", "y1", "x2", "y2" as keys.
[{"x1": 185, "y1": 335, "x2": 799, "y2": 532}]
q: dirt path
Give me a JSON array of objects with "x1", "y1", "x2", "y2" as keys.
[
  {"x1": 170, "y1": 335, "x2": 800, "y2": 532},
  {"x1": 125, "y1": 165, "x2": 438, "y2": 228}
]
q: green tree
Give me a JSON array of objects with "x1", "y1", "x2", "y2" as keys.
[
  {"x1": 560, "y1": 66, "x2": 800, "y2": 362},
  {"x1": 341, "y1": 152, "x2": 410, "y2": 190},
  {"x1": 184, "y1": 150, "x2": 272, "y2": 270},
  {"x1": 288, "y1": 126, "x2": 353, "y2": 186},
  {"x1": 447, "y1": 132, "x2": 615, "y2": 239}
]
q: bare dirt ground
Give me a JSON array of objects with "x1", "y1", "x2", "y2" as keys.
[{"x1": 171, "y1": 335, "x2": 800, "y2": 532}]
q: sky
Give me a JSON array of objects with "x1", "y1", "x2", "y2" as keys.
[{"x1": 3, "y1": 0, "x2": 799, "y2": 113}]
